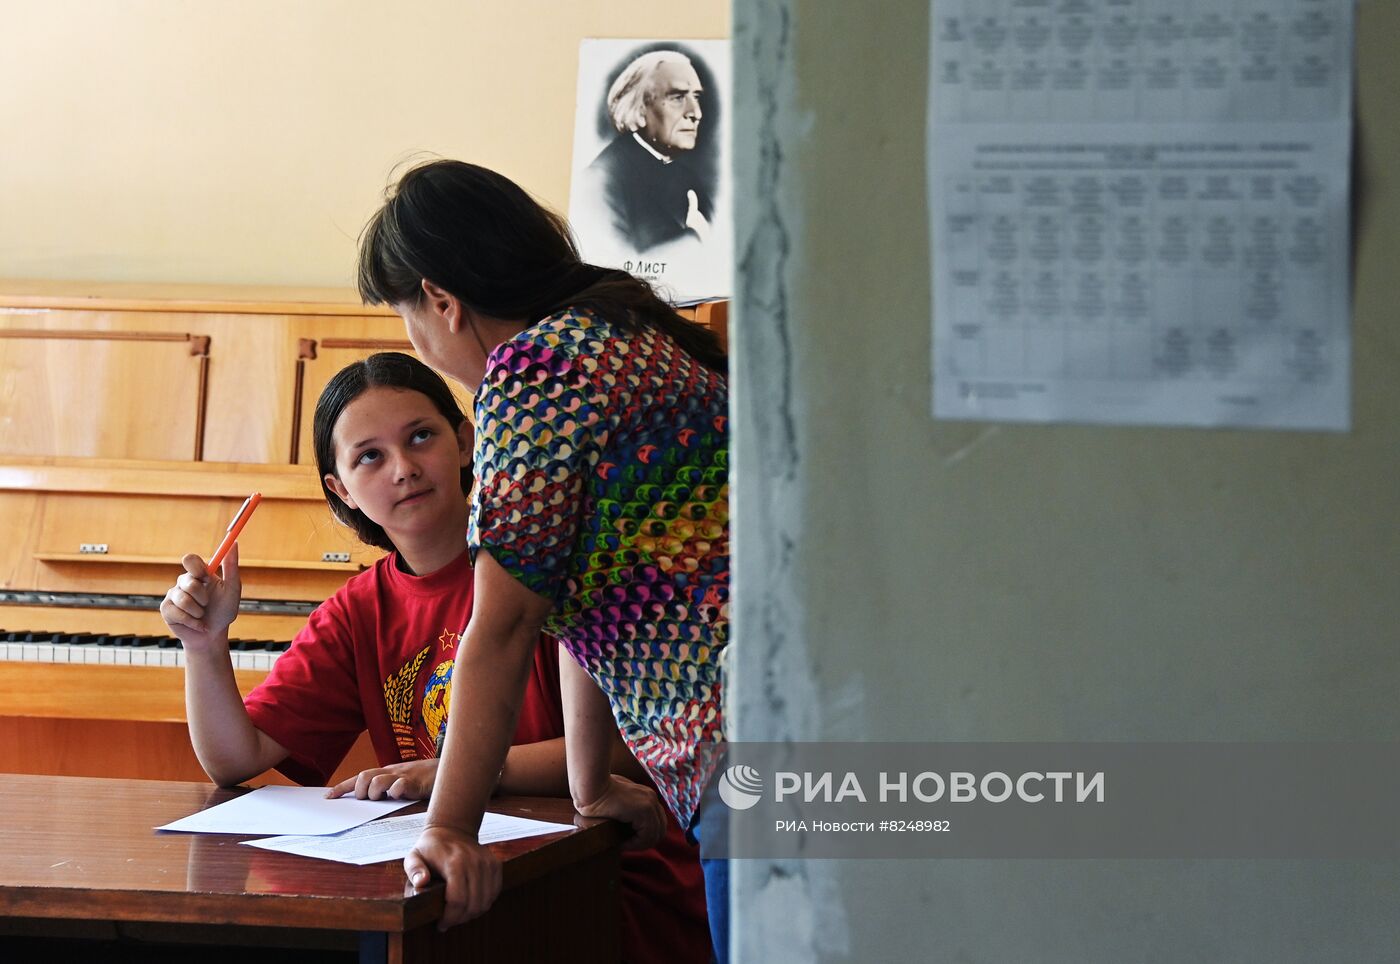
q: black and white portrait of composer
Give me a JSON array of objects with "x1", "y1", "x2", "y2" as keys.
[{"x1": 587, "y1": 49, "x2": 717, "y2": 252}]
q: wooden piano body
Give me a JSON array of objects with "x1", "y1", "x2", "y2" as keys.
[{"x1": 0, "y1": 281, "x2": 727, "y2": 785}]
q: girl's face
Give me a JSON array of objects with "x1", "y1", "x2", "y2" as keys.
[{"x1": 323, "y1": 386, "x2": 471, "y2": 540}]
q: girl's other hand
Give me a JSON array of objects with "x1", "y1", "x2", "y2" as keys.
[{"x1": 326, "y1": 758, "x2": 438, "y2": 801}]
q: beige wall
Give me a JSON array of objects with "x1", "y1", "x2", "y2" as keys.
[{"x1": 0, "y1": 0, "x2": 727, "y2": 287}]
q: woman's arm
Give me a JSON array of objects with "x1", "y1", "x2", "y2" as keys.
[
  {"x1": 404, "y1": 552, "x2": 670, "y2": 927},
  {"x1": 558, "y1": 642, "x2": 615, "y2": 806},
  {"x1": 160, "y1": 545, "x2": 288, "y2": 786},
  {"x1": 559, "y1": 643, "x2": 668, "y2": 850},
  {"x1": 405, "y1": 550, "x2": 553, "y2": 926}
]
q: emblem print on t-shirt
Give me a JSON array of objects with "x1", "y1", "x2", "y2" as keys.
[
  {"x1": 383, "y1": 644, "x2": 432, "y2": 760},
  {"x1": 381, "y1": 628, "x2": 462, "y2": 762},
  {"x1": 421, "y1": 658, "x2": 455, "y2": 755}
]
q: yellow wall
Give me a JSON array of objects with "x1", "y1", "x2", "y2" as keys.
[{"x1": 0, "y1": 0, "x2": 728, "y2": 287}]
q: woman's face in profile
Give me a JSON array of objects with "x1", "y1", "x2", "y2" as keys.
[{"x1": 394, "y1": 297, "x2": 486, "y2": 391}]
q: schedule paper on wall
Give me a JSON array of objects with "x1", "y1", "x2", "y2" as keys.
[{"x1": 928, "y1": 0, "x2": 1354, "y2": 430}]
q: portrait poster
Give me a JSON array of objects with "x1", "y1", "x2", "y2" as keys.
[{"x1": 568, "y1": 38, "x2": 731, "y2": 304}]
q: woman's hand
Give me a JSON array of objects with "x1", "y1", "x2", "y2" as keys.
[
  {"x1": 159, "y1": 545, "x2": 241, "y2": 655},
  {"x1": 404, "y1": 825, "x2": 503, "y2": 929},
  {"x1": 574, "y1": 774, "x2": 667, "y2": 851},
  {"x1": 326, "y1": 758, "x2": 438, "y2": 801}
]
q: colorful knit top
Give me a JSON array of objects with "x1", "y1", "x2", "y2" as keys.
[{"x1": 469, "y1": 307, "x2": 729, "y2": 824}]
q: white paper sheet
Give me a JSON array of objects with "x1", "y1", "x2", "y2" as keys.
[
  {"x1": 928, "y1": 0, "x2": 1355, "y2": 430},
  {"x1": 241, "y1": 811, "x2": 577, "y2": 866},
  {"x1": 156, "y1": 785, "x2": 416, "y2": 836}
]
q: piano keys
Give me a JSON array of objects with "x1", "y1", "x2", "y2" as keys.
[{"x1": 0, "y1": 630, "x2": 290, "y2": 671}]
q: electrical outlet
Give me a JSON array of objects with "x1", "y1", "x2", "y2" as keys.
[
  {"x1": 321, "y1": 552, "x2": 351, "y2": 563},
  {"x1": 79, "y1": 543, "x2": 109, "y2": 554}
]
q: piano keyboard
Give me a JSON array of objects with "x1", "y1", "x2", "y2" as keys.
[{"x1": 0, "y1": 631, "x2": 289, "y2": 671}]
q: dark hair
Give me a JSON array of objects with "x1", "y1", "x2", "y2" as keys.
[
  {"x1": 313, "y1": 351, "x2": 471, "y2": 552},
  {"x1": 356, "y1": 159, "x2": 726, "y2": 374}
]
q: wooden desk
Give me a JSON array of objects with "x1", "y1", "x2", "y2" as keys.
[{"x1": 0, "y1": 774, "x2": 624, "y2": 963}]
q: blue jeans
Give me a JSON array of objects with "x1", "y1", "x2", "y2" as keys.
[{"x1": 688, "y1": 811, "x2": 730, "y2": 964}]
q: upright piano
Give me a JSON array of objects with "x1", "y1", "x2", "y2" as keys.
[{"x1": 0, "y1": 281, "x2": 727, "y2": 784}]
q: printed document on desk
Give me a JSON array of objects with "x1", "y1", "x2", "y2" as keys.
[
  {"x1": 157, "y1": 785, "x2": 416, "y2": 835},
  {"x1": 242, "y1": 811, "x2": 577, "y2": 865},
  {"x1": 928, "y1": 0, "x2": 1355, "y2": 430}
]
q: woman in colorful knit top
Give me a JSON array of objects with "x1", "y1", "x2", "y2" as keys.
[{"x1": 357, "y1": 159, "x2": 730, "y2": 956}]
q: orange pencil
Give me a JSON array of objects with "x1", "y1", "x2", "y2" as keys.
[{"x1": 208, "y1": 493, "x2": 262, "y2": 571}]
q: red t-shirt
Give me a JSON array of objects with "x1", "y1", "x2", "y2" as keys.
[{"x1": 244, "y1": 548, "x2": 709, "y2": 964}]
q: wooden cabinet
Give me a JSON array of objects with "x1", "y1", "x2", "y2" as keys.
[
  {"x1": 0, "y1": 281, "x2": 414, "y2": 465},
  {"x1": 0, "y1": 329, "x2": 209, "y2": 460},
  {"x1": 0, "y1": 281, "x2": 728, "y2": 468}
]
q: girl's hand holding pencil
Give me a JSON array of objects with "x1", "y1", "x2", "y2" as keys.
[
  {"x1": 159, "y1": 494, "x2": 259, "y2": 654},
  {"x1": 159, "y1": 544, "x2": 243, "y2": 653}
]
